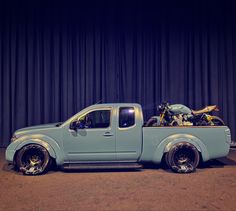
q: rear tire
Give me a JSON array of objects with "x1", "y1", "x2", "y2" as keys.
[
  {"x1": 210, "y1": 116, "x2": 225, "y2": 126},
  {"x1": 16, "y1": 144, "x2": 51, "y2": 175},
  {"x1": 166, "y1": 142, "x2": 200, "y2": 173}
]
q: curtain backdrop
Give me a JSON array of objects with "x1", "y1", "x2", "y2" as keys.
[{"x1": 0, "y1": 0, "x2": 236, "y2": 147}]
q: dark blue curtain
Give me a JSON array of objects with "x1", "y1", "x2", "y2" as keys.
[{"x1": 0, "y1": 0, "x2": 236, "y2": 147}]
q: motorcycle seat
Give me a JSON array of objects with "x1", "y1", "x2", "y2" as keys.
[{"x1": 192, "y1": 105, "x2": 218, "y2": 115}]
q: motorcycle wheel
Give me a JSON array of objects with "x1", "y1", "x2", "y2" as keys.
[
  {"x1": 210, "y1": 116, "x2": 225, "y2": 126},
  {"x1": 145, "y1": 117, "x2": 159, "y2": 127}
]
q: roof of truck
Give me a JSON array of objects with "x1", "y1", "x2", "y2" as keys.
[{"x1": 87, "y1": 103, "x2": 142, "y2": 108}]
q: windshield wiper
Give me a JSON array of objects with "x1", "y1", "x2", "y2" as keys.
[{"x1": 55, "y1": 122, "x2": 63, "y2": 127}]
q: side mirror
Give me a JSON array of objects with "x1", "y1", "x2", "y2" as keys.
[
  {"x1": 70, "y1": 121, "x2": 77, "y2": 130},
  {"x1": 70, "y1": 120, "x2": 86, "y2": 130}
]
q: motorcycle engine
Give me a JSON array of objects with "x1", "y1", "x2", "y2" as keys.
[{"x1": 172, "y1": 114, "x2": 193, "y2": 126}]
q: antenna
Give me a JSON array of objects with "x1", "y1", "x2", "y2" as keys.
[{"x1": 95, "y1": 100, "x2": 102, "y2": 104}]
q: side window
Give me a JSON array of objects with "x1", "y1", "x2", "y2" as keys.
[
  {"x1": 80, "y1": 110, "x2": 111, "y2": 129},
  {"x1": 119, "y1": 107, "x2": 135, "y2": 128}
]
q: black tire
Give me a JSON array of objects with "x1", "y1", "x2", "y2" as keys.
[
  {"x1": 145, "y1": 118, "x2": 157, "y2": 127},
  {"x1": 163, "y1": 153, "x2": 170, "y2": 169},
  {"x1": 210, "y1": 116, "x2": 225, "y2": 126},
  {"x1": 16, "y1": 144, "x2": 51, "y2": 175},
  {"x1": 166, "y1": 142, "x2": 200, "y2": 173}
]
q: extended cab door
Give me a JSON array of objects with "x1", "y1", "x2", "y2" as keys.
[
  {"x1": 116, "y1": 106, "x2": 143, "y2": 161},
  {"x1": 63, "y1": 107, "x2": 116, "y2": 162}
]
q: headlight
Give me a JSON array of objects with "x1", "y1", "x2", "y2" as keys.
[{"x1": 11, "y1": 135, "x2": 18, "y2": 142}]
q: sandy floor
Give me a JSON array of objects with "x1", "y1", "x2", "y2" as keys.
[{"x1": 1, "y1": 148, "x2": 236, "y2": 211}]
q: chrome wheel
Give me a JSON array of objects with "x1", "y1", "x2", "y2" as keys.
[
  {"x1": 166, "y1": 142, "x2": 200, "y2": 173},
  {"x1": 16, "y1": 144, "x2": 50, "y2": 175},
  {"x1": 173, "y1": 150, "x2": 194, "y2": 172}
]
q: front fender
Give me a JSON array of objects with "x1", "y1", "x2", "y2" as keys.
[
  {"x1": 152, "y1": 133, "x2": 210, "y2": 163},
  {"x1": 7, "y1": 134, "x2": 64, "y2": 165}
]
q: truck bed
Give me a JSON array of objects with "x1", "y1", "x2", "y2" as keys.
[{"x1": 141, "y1": 126, "x2": 231, "y2": 163}]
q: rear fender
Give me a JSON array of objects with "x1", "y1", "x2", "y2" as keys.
[
  {"x1": 14, "y1": 135, "x2": 64, "y2": 165},
  {"x1": 152, "y1": 134, "x2": 209, "y2": 163}
]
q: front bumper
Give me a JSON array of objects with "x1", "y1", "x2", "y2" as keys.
[{"x1": 5, "y1": 147, "x2": 16, "y2": 163}]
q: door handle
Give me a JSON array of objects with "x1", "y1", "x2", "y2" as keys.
[{"x1": 103, "y1": 132, "x2": 114, "y2": 137}]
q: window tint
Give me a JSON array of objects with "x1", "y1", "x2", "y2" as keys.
[
  {"x1": 80, "y1": 110, "x2": 111, "y2": 129},
  {"x1": 119, "y1": 107, "x2": 135, "y2": 128}
]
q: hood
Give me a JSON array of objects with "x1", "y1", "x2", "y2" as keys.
[{"x1": 14, "y1": 122, "x2": 62, "y2": 136}]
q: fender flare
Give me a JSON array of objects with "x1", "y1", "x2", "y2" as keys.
[
  {"x1": 14, "y1": 134, "x2": 64, "y2": 165},
  {"x1": 152, "y1": 133, "x2": 210, "y2": 163}
]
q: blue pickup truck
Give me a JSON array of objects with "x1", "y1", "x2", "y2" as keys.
[{"x1": 6, "y1": 103, "x2": 231, "y2": 175}]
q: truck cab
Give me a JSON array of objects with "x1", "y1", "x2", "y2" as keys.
[{"x1": 62, "y1": 104, "x2": 143, "y2": 162}]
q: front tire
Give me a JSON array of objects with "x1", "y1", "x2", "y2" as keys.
[
  {"x1": 166, "y1": 142, "x2": 200, "y2": 173},
  {"x1": 16, "y1": 144, "x2": 51, "y2": 175}
]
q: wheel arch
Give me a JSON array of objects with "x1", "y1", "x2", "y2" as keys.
[
  {"x1": 152, "y1": 133, "x2": 210, "y2": 163},
  {"x1": 14, "y1": 135, "x2": 64, "y2": 165}
]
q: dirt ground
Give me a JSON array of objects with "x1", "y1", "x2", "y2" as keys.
[{"x1": 1, "y1": 148, "x2": 236, "y2": 211}]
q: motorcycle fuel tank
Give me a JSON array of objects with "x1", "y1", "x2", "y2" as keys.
[{"x1": 169, "y1": 104, "x2": 192, "y2": 115}]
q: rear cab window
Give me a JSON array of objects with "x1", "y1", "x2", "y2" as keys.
[{"x1": 119, "y1": 107, "x2": 135, "y2": 128}]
